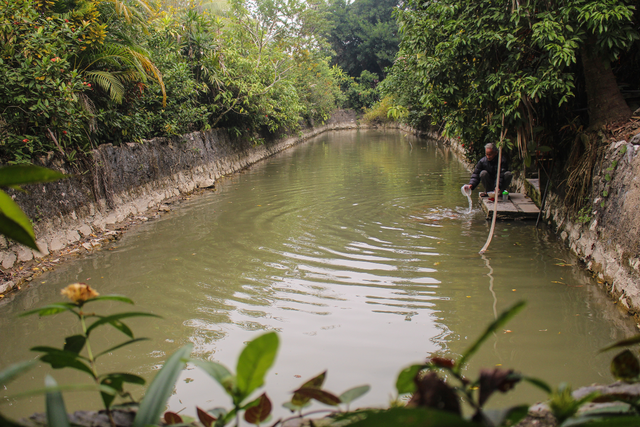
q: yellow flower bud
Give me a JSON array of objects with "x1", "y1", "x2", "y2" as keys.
[{"x1": 60, "y1": 283, "x2": 99, "y2": 303}]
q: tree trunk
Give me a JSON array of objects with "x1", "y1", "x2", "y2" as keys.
[{"x1": 581, "y1": 39, "x2": 632, "y2": 129}]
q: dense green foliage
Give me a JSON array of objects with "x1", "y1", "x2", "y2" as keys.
[
  {"x1": 0, "y1": 0, "x2": 344, "y2": 163},
  {"x1": 326, "y1": 0, "x2": 399, "y2": 79},
  {"x1": 323, "y1": 0, "x2": 400, "y2": 110},
  {"x1": 383, "y1": 0, "x2": 639, "y2": 162}
]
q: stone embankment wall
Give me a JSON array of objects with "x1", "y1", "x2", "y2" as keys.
[
  {"x1": 0, "y1": 110, "x2": 364, "y2": 295},
  {"x1": 541, "y1": 134, "x2": 640, "y2": 319},
  {"x1": 438, "y1": 129, "x2": 640, "y2": 321}
]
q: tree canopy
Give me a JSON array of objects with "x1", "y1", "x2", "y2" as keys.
[
  {"x1": 0, "y1": 0, "x2": 343, "y2": 162},
  {"x1": 326, "y1": 0, "x2": 399, "y2": 78},
  {"x1": 383, "y1": 0, "x2": 638, "y2": 162}
]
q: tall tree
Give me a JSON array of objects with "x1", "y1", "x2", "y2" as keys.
[
  {"x1": 326, "y1": 0, "x2": 399, "y2": 78},
  {"x1": 384, "y1": 0, "x2": 638, "y2": 154}
]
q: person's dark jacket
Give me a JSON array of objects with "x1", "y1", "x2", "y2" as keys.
[{"x1": 468, "y1": 155, "x2": 509, "y2": 191}]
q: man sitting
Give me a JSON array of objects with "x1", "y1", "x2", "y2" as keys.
[{"x1": 463, "y1": 143, "x2": 512, "y2": 197}]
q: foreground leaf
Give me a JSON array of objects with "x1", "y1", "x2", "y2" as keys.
[
  {"x1": 63, "y1": 335, "x2": 86, "y2": 354},
  {"x1": 244, "y1": 393, "x2": 272, "y2": 424},
  {"x1": 611, "y1": 350, "x2": 640, "y2": 381},
  {"x1": 100, "y1": 373, "x2": 146, "y2": 408},
  {"x1": 197, "y1": 407, "x2": 217, "y2": 427},
  {"x1": 601, "y1": 335, "x2": 640, "y2": 352},
  {"x1": 522, "y1": 376, "x2": 552, "y2": 394},
  {"x1": 132, "y1": 344, "x2": 192, "y2": 427},
  {"x1": 32, "y1": 347, "x2": 93, "y2": 376},
  {"x1": 86, "y1": 312, "x2": 161, "y2": 337},
  {"x1": 456, "y1": 301, "x2": 526, "y2": 373},
  {"x1": 396, "y1": 364, "x2": 423, "y2": 395},
  {"x1": 45, "y1": 376, "x2": 70, "y2": 427},
  {"x1": 561, "y1": 415, "x2": 640, "y2": 427},
  {"x1": 292, "y1": 388, "x2": 341, "y2": 406},
  {"x1": 20, "y1": 303, "x2": 79, "y2": 318},
  {"x1": 95, "y1": 338, "x2": 150, "y2": 359},
  {"x1": 7, "y1": 383, "x2": 115, "y2": 401},
  {"x1": 192, "y1": 359, "x2": 235, "y2": 393},
  {"x1": 339, "y1": 385, "x2": 370, "y2": 404},
  {"x1": 0, "y1": 361, "x2": 35, "y2": 387},
  {"x1": 337, "y1": 407, "x2": 479, "y2": 427},
  {"x1": 0, "y1": 212, "x2": 37, "y2": 250},
  {"x1": 0, "y1": 165, "x2": 67, "y2": 187},
  {"x1": 85, "y1": 295, "x2": 135, "y2": 305},
  {"x1": 479, "y1": 405, "x2": 529, "y2": 427},
  {"x1": 236, "y1": 332, "x2": 279, "y2": 399},
  {"x1": 0, "y1": 413, "x2": 24, "y2": 427},
  {"x1": 291, "y1": 371, "x2": 327, "y2": 407},
  {"x1": 164, "y1": 412, "x2": 183, "y2": 425}
]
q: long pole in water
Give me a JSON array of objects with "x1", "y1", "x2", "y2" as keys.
[
  {"x1": 479, "y1": 118, "x2": 505, "y2": 255},
  {"x1": 479, "y1": 146, "x2": 502, "y2": 254}
]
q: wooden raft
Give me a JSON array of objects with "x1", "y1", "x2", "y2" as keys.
[{"x1": 479, "y1": 193, "x2": 540, "y2": 220}]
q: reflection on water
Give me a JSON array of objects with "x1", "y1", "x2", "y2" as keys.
[{"x1": 0, "y1": 130, "x2": 636, "y2": 419}]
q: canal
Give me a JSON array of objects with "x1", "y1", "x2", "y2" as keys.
[{"x1": 0, "y1": 129, "x2": 636, "y2": 420}]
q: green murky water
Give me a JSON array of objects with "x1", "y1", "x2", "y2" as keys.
[{"x1": 0, "y1": 130, "x2": 636, "y2": 419}]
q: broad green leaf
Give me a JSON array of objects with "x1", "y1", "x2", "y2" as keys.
[
  {"x1": 0, "y1": 212, "x2": 37, "y2": 250},
  {"x1": 339, "y1": 385, "x2": 370, "y2": 404},
  {"x1": 100, "y1": 373, "x2": 145, "y2": 408},
  {"x1": 291, "y1": 371, "x2": 327, "y2": 407},
  {"x1": 244, "y1": 393, "x2": 272, "y2": 424},
  {"x1": 191, "y1": 359, "x2": 235, "y2": 393},
  {"x1": 63, "y1": 335, "x2": 86, "y2": 354},
  {"x1": 0, "y1": 361, "x2": 36, "y2": 387},
  {"x1": 95, "y1": 338, "x2": 149, "y2": 359},
  {"x1": 101, "y1": 372, "x2": 146, "y2": 385},
  {"x1": 600, "y1": 335, "x2": 640, "y2": 352},
  {"x1": 0, "y1": 165, "x2": 67, "y2": 187},
  {"x1": 396, "y1": 364, "x2": 423, "y2": 395},
  {"x1": 100, "y1": 381, "x2": 120, "y2": 409},
  {"x1": 236, "y1": 332, "x2": 279, "y2": 399},
  {"x1": 20, "y1": 303, "x2": 79, "y2": 318},
  {"x1": 45, "y1": 376, "x2": 70, "y2": 427},
  {"x1": 456, "y1": 301, "x2": 526, "y2": 373},
  {"x1": 85, "y1": 295, "x2": 135, "y2": 305},
  {"x1": 32, "y1": 347, "x2": 93, "y2": 376},
  {"x1": 86, "y1": 312, "x2": 161, "y2": 337},
  {"x1": 292, "y1": 387, "x2": 341, "y2": 406},
  {"x1": 337, "y1": 407, "x2": 478, "y2": 427},
  {"x1": 133, "y1": 344, "x2": 192, "y2": 427}
]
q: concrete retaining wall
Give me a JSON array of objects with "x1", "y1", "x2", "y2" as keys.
[{"x1": 0, "y1": 110, "x2": 363, "y2": 294}]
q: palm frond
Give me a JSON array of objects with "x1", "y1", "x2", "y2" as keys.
[
  {"x1": 84, "y1": 70, "x2": 126, "y2": 103},
  {"x1": 129, "y1": 50, "x2": 166, "y2": 107}
]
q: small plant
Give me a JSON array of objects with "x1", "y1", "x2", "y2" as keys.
[
  {"x1": 20, "y1": 284, "x2": 160, "y2": 427},
  {"x1": 575, "y1": 204, "x2": 592, "y2": 224}
]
